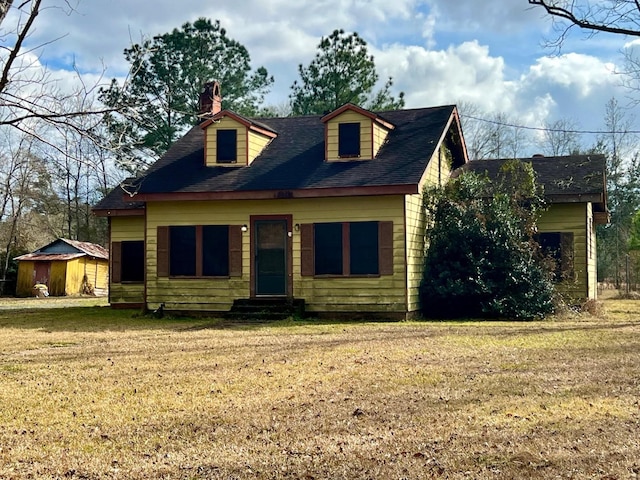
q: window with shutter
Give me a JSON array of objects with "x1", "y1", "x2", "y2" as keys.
[
  {"x1": 302, "y1": 221, "x2": 393, "y2": 277},
  {"x1": 158, "y1": 225, "x2": 240, "y2": 278}
]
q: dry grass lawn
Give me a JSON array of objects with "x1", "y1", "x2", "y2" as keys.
[{"x1": 0, "y1": 298, "x2": 639, "y2": 479}]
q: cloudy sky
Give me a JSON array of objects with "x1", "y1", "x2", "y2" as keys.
[{"x1": 11, "y1": 0, "x2": 640, "y2": 148}]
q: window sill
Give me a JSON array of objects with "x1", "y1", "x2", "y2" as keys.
[
  {"x1": 312, "y1": 274, "x2": 381, "y2": 278},
  {"x1": 167, "y1": 275, "x2": 231, "y2": 279}
]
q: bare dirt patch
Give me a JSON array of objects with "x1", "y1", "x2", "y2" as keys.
[{"x1": 0, "y1": 300, "x2": 638, "y2": 479}]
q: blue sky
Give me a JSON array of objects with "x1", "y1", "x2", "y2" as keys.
[{"x1": 8, "y1": 0, "x2": 640, "y2": 153}]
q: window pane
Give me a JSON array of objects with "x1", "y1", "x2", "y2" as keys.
[
  {"x1": 314, "y1": 223, "x2": 342, "y2": 275},
  {"x1": 202, "y1": 225, "x2": 229, "y2": 276},
  {"x1": 338, "y1": 123, "x2": 360, "y2": 157},
  {"x1": 217, "y1": 129, "x2": 237, "y2": 163},
  {"x1": 170, "y1": 226, "x2": 196, "y2": 276},
  {"x1": 536, "y1": 232, "x2": 562, "y2": 281},
  {"x1": 350, "y1": 222, "x2": 379, "y2": 275},
  {"x1": 121, "y1": 241, "x2": 144, "y2": 282}
]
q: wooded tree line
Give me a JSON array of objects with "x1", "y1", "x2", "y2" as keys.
[{"x1": 1, "y1": 2, "x2": 640, "y2": 293}]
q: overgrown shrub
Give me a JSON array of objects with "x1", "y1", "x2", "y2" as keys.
[{"x1": 420, "y1": 161, "x2": 555, "y2": 320}]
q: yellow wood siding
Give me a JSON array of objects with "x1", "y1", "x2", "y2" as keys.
[
  {"x1": 145, "y1": 196, "x2": 407, "y2": 314},
  {"x1": 405, "y1": 145, "x2": 453, "y2": 314},
  {"x1": 16, "y1": 261, "x2": 35, "y2": 296},
  {"x1": 16, "y1": 257, "x2": 107, "y2": 297},
  {"x1": 48, "y1": 261, "x2": 67, "y2": 296},
  {"x1": 538, "y1": 203, "x2": 589, "y2": 300},
  {"x1": 419, "y1": 144, "x2": 452, "y2": 191},
  {"x1": 247, "y1": 130, "x2": 272, "y2": 165},
  {"x1": 60, "y1": 258, "x2": 109, "y2": 296},
  {"x1": 110, "y1": 216, "x2": 145, "y2": 305},
  {"x1": 405, "y1": 194, "x2": 425, "y2": 313},
  {"x1": 372, "y1": 121, "x2": 390, "y2": 157},
  {"x1": 111, "y1": 216, "x2": 145, "y2": 241},
  {"x1": 204, "y1": 117, "x2": 247, "y2": 166},
  {"x1": 326, "y1": 111, "x2": 373, "y2": 161},
  {"x1": 586, "y1": 203, "x2": 597, "y2": 299}
]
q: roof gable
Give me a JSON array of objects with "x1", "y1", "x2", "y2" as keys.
[
  {"x1": 321, "y1": 103, "x2": 395, "y2": 130},
  {"x1": 201, "y1": 110, "x2": 278, "y2": 138}
]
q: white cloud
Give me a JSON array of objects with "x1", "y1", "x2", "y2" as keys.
[
  {"x1": 5, "y1": 0, "x2": 637, "y2": 140},
  {"x1": 523, "y1": 53, "x2": 618, "y2": 98},
  {"x1": 375, "y1": 40, "x2": 517, "y2": 112}
]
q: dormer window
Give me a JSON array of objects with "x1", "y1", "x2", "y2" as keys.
[
  {"x1": 217, "y1": 129, "x2": 237, "y2": 163},
  {"x1": 202, "y1": 110, "x2": 277, "y2": 167},
  {"x1": 321, "y1": 104, "x2": 394, "y2": 162},
  {"x1": 339, "y1": 123, "x2": 361, "y2": 158}
]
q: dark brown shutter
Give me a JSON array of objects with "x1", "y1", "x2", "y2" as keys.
[
  {"x1": 111, "y1": 241, "x2": 122, "y2": 284},
  {"x1": 560, "y1": 232, "x2": 574, "y2": 280},
  {"x1": 229, "y1": 225, "x2": 243, "y2": 277},
  {"x1": 300, "y1": 223, "x2": 314, "y2": 276},
  {"x1": 379, "y1": 221, "x2": 394, "y2": 275},
  {"x1": 157, "y1": 226, "x2": 169, "y2": 277}
]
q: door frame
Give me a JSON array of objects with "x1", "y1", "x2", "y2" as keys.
[{"x1": 250, "y1": 214, "x2": 293, "y2": 298}]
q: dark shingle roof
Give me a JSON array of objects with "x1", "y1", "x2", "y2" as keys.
[
  {"x1": 463, "y1": 154, "x2": 608, "y2": 211},
  {"x1": 135, "y1": 106, "x2": 462, "y2": 195},
  {"x1": 93, "y1": 180, "x2": 145, "y2": 212},
  {"x1": 93, "y1": 105, "x2": 465, "y2": 213}
]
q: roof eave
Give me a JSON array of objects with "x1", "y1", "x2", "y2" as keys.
[
  {"x1": 546, "y1": 193, "x2": 604, "y2": 204},
  {"x1": 133, "y1": 184, "x2": 419, "y2": 202},
  {"x1": 93, "y1": 208, "x2": 146, "y2": 218}
]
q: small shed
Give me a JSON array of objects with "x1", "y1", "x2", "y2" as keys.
[{"x1": 14, "y1": 239, "x2": 109, "y2": 297}]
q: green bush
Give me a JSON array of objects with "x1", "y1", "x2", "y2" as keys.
[{"x1": 420, "y1": 162, "x2": 555, "y2": 320}]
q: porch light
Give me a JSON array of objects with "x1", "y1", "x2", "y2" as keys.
[{"x1": 241, "y1": 224, "x2": 248, "y2": 233}]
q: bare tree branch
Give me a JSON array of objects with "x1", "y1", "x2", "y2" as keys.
[
  {"x1": 0, "y1": 0, "x2": 15, "y2": 24},
  {"x1": 0, "y1": 0, "x2": 41, "y2": 93},
  {"x1": 529, "y1": 0, "x2": 640, "y2": 37}
]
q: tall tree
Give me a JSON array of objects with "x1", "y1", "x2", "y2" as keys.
[
  {"x1": 290, "y1": 29, "x2": 404, "y2": 115},
  {"x1": 542, "y1": 118, "x2": 581, "y2": 156},
  {"x1": 100, "y1": 18, "x2": 273, "y2": 173},
  {"x1": 595, "y1": 98, "x2": 640, "y2": 285},
  {"x1": 0, "y1": 131, "x2": 51, "y2": 293},
  {"x1": 458, "y1": 103, "x2": 531, "y2": 160}
]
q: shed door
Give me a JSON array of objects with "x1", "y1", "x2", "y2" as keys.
[
  {"x1": 34, "y1": 262, "x2": 51, "y2": 286},
  {"x1": 254, "y1": 220, "x2": 288, "y2": 296}
]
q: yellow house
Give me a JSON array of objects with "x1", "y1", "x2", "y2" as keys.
[
  {"x1": 465, "y1": 155, "x2": 609, "y2": 301},
  {"x1": 15, "y1": 238, "x2": 109, "y2": 297},
  {"x1": 93, "y1": 82, "x2": 468, "y2": 319}
]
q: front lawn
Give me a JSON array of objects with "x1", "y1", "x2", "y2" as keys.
[{"x1": 0, "y1": 301, "x2": 638, "y2": 479}]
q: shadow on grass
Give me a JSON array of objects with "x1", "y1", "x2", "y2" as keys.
[{"x1": 1, "y1": 299, "x2": 638, "y2": 335}]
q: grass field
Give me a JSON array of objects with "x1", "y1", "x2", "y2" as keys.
[{"x1": 0, "y1": 298, "x2": 639, "y2": 479}]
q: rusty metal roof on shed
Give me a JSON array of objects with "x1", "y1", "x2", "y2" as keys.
[{"x1": 14, "y1": 238, "x2": 109, "y2": 261}]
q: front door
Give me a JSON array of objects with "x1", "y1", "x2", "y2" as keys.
[{"x1": 254, "y1": 219, "x2": 289, "y2": 296}]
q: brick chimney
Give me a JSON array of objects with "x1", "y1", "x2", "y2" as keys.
[{"x1": 198, "y1": 81, "x2": 222, "y2": 118}]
